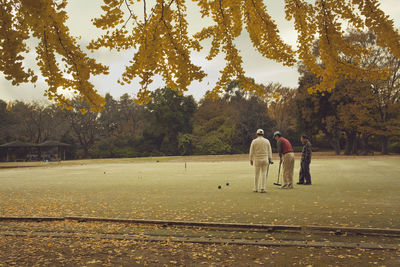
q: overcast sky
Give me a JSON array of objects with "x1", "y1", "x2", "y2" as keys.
[{"x1": 1, "y1": 0, "x2": 400, "y2": 103}]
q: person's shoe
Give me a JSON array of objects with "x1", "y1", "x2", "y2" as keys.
[
  {"x1": 281, "y1": 185, "x2": 288, "y2": 189},
  {"x1": 253, "y1": 189, "x2": 258, "y2": 192},
  {"x1": 260, "y1": 189, "x2": 266, "y2": 193},
  {"x1": 287, "y1": 184, "x2": 293, "y2": 189},
  {"x1": 304, "y1": 182, "x2": 312, "y2": 185},
  {"x1": 297, "y1": 182, "x2": 305, "y2": 185}
]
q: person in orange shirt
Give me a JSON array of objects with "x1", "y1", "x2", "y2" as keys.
[{"x1": 273, "y1": 131, "x2": 294, "y2": 189}]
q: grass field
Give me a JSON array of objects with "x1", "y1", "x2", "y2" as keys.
[{"x1": 1, "y1": 154, "x2": 399, "y2": 229}]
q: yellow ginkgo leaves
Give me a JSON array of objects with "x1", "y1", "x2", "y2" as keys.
[
  {"x1": 1, "y1": 0, "x2": 108, "y2": 112},
  {"x1": 2, "y1": 0, "x2": 400, "y2": 109}
]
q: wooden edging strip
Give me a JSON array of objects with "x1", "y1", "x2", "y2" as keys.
[
  {"x1": 304, "y1": 225, "x2": 400, "y2": 235},
  {"x1": 1, "y1": 216, "x2": 400, "y2": 236},
  {"x1": 0, "y1": 217, "x2": 64, "y2": 222},
  {"x1": 64, "y1": 216, "x2": 302, "y2": 231},
  {"x1": 2, "y1": 230, "x2": 399, "y2": 251},
  {"x1": 64, "y1": 217, "x2": 400, "y2": 236}
]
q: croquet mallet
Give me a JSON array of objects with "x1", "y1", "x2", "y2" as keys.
[{"x1": 274, "y1": 161, "x2": 282, "y2": 186}]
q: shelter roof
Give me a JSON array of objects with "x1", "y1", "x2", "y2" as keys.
[
  {"x1": 0, "y1": 141, "x2": 34, "y2": 147},
  {"x1": 36, "y1": 141, "x2": 71, "y2": 147}
]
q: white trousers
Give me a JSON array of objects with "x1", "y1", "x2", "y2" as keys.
[{"x1": 254, "y1": 160, "x2": 269, "y2": 191}]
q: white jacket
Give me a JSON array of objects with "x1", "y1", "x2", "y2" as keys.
[{"x1": 249, "y1": 136, "x2": 273, "y2": 162}]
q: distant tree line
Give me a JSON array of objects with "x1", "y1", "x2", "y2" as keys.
[
  {"x1": 1, "y1": 82, "x2": 399, "y2": 160},
  {"x1": 1, "y1": 31, "x2": 399, "y2": 159}
]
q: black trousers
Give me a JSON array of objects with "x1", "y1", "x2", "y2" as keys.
[{"x1": 299, "y1": 161, "x2": 311, "y2": 184}]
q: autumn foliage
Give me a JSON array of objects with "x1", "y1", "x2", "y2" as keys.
[{"x1": 1, "y1": 0, "x2": 400, "y2": 110}]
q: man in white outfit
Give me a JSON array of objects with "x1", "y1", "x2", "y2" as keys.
[{"x1": 249, "y1": 129, "x2": 273, "y2": 193}]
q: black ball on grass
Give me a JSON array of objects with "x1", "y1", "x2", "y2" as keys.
[
  {"x1": 226, "y1": 182, "x2": 230, "y2": 186},
  {"x1": 218, "y1": 185, "x2": 222, "y2": 189}
]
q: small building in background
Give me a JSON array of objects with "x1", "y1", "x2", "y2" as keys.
[
  {"x1": 0, "y1": 140, "x2": 71, "y2": 162},
  {"x1": 0, "y1": 141, "x2": 35, "y2": 162},
  {"x1": 36, "y1": 141, "x2": 71, "y2": 161}
]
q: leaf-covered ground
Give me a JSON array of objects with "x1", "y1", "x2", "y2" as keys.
[
  {"x1": 0, "y1": 220, "x2": 399, "y2": 266},
  {"x1": 1, "y1": 234, "x2": 399, "y2": 266}
]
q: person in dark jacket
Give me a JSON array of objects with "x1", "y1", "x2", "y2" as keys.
[{"x1": 298, "y1": 135, "x2": 312, "y2": 185}]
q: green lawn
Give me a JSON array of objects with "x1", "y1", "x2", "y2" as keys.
[{"x1": 1, "y1": 156, "x2": 400, "y2": 229}]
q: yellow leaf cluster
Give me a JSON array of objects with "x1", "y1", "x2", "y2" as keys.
[
  {"x1": 1, "y1": 0, "x2": 108, "y2": 112},
  {"x1": 90, "y1": 0, "x2": 206, "y2": 105},
  {"x1": 285, "y1": 0, "x2": 397, "y2": 94},
  {"x1": 193, "y1": 0, "x2": 295, "y2": 99}
]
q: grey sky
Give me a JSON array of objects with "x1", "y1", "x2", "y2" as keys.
[{"x1": 1, "y1": 0, "x2": 400, "y2": 103}]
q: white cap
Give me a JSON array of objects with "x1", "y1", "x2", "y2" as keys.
[{"x1": 256, "y1": 129, "x2": 264, "y2": 135}]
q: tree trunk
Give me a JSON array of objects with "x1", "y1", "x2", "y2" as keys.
[
  {"x1": 361, "y1": 134, "x2": 370, "y2": 155},
  {"x1": 333, "y1": 137, "x2": 341, "y2": 155},
  {"x1": 344, "y1": 131, "x2": 356, "y2": 155},
  {"x1": 83, "y1": 146, "x2": 89, "y2": 158},
  {"x1": 381, "y1": 136, "x2": 389, "y2": 155},
  {"x1": 352, "y1": 133, "x2": 359, "y2": 155},
  {"x1": 328, "y1": 135, "x2": 341, "y2": 155}
]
